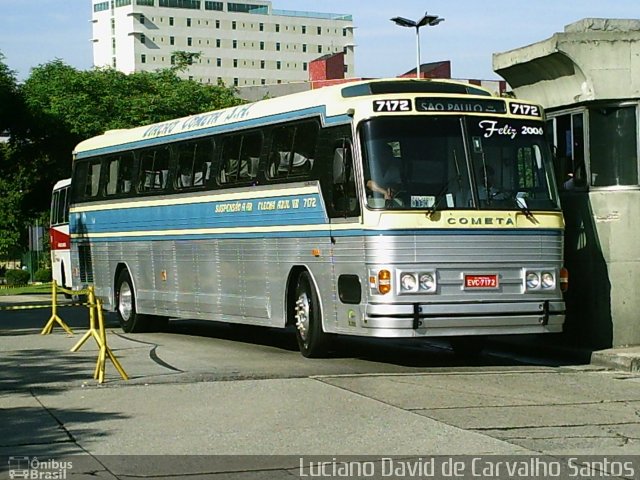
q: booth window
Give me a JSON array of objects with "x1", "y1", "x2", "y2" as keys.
[{"x1": 589, "y1": 105, "x2": 638, "y2": 187}]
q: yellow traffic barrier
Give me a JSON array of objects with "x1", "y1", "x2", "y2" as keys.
[
  {"x1": 94, "y1": 297, "x2": 129, "y2": 383},
  {"x1": 70, "y1": 286, "x2": 102, "y2": 352},
  {"x1": 40, "y1": 281, "x2": 74, "y2": 335},
  {"x1": 69, "y1": 285, "x2": 128, "y2": 383}
]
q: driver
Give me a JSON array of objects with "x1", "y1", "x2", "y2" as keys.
[{"x1": 367, "y1": 143, "x2": 401, "y2": 200}]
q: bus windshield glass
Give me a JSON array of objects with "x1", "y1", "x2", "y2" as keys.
[{"x1": 360, "y1": 116, "x2": 560, "y2": 211}]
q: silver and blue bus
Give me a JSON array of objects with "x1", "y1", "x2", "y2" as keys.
[{"x1": 69, "y1": 78, "x2": 568, "y2": 357}]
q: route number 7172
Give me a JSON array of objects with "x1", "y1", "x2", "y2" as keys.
[{"x1": 373, "y1": 99, "x2": 412, "y2": 112}]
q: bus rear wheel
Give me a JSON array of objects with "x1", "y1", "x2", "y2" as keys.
[
  {"x1": 115, "y1": 269, "x2": 153, "y2": 333},
  {"x1": 293, "y1": 271, "x2": 328, "y2": 358}
]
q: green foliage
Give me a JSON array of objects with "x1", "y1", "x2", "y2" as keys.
[
  {"x1": 0, "y1": 53, "x2": 244, "y2": 259},
  {"x1": 5, "y1": 269, "x2": 30, "y2": 286},
  {"x1": 0, "y1": 53, "x2": 20, "y2": 134},
  {"x1": 34, "y1": 268, "x2": 52, "y2": 283}
]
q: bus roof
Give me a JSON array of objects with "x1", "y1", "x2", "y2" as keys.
[
  {"x1": 53, "y1": 178, "x2": 71, "y2": 190},
  {"x1": 73, "y1": 78, "x2": 502, "y2": 159}
]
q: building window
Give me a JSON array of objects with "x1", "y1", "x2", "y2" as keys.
[
  {"x1": 187, "y1": 37, "x2": 192, "y2": 46},
  {"x1": 159, "y1": 0, "x2": 201, "y2": 8},
  {"x1": 233, "y1": 39, "x2": 237, "y2": 48},
  {"x1": 275, "y1": 24, "x2": 280, "y2": 33},
  {"x1": 204, "y1": 1, "x2": 223, "y2": 10},
  {"x1": 343, "y1": 28, "x2": 348, "y2": 37},
  {"x1": 233, "y1": 59, "x2": 238, "y2": 67},
  {"x1": 227, "y1": 2, "x2": 266, "y2": 13},
  {"x1": 259, "y1": 22, "x2": 264, "y2": 31},
  {"x1": 217, "y1": 58, "x2": 221, "y2": 67},
  {"x1": 233, "y1": 78, "x2": 238, "y2": 86},
  {"x1": 261, "y1": 78, "x2": 265, "y2": 85},
  {"x1": 317, "y1": 45, "x2": 322, "y2": 53},
  {"x1": 259, "y1": 41, "x2": 264, "y2": 50},
  {"x1": 141, "y1": 54, "x2": 147, "y2": 63},
  {"x1": 140, "y1": 34, "x2": 146, "y2": 44},
  {"x1": 216, "y1": 20, "x2": 220, "y2": 28},
  {"x1": 139, "y1": 15, "x2": 146, "y2": 24},
  {"x1": 170, "y1": 36, "x2": 175, "y2": 45},
  {"x1": 94, "y1": 2, "x2": 109, "y2": 12},
  {"x1": 302, "y1": 44, "x2": 307, "y2": 53},
  {"x1": 276, "y1": 42, "x2": 280, "y2": 51},
  {"x1": 232, "y1": 20, "x2": 237, "y2": 30},
  {"x1": 589, "y1": 105, "x2": 638, "y2": 187},
  {"x1": 187, "y1": 18, "x2": 191, "y2": 27},
  {"x1": 317, "y1": 26, "x2": 321, "y2": 35},
  {"x1": 303, "y1": 62, "x2": 307, "y2": 71},
  {"x1": 216, "y1": 38, "x2": 221, "y2": 47},
  {"x1": 260, "y1": 60, "x2": 265, "y2": 69},
  {"x1": 302, "y1": 25, "x2": 306, "y2": 34},
  {"x1": 169, "y1": 17, "x2": 174, "y2": 26},
  {"x1": 276, "y1": 61, "x2": 281, "y2": 70}
]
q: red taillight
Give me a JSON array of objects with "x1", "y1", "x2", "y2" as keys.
[{"x1": 559, "y1": 267, "x2": 569, "y2": 292}]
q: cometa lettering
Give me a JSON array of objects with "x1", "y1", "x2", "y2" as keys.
[{"x1": 447, "y1": 217, "x2": 515, "y2": 226}]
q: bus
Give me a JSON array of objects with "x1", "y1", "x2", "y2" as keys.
[
  {"x1": 69, "y1": 78, "x2": 568, "y2": 357},
  {"x1": 50, "y1": 178, "x2": 72, "y2": 292}
]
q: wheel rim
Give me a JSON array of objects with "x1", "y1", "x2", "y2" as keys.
[
  {"x1": 295, "y1": 291, "x2": 310, "y2": 344},
  {"x1": 118, "y1": 281, "x2": 133, "y2": 321}
]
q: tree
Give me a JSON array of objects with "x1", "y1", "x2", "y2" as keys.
[
  {"x1": 0, "y1": 53, "x2": 20, "y2": 134},
  {"x1": 0, "y1": 56, "x2": 245, "y2": 258}
]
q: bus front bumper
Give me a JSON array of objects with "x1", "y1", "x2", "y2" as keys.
[{"x1": 362, "y1": 300, "x2": 565, "y2": 337}]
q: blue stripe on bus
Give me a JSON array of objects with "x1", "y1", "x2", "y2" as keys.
[
  {"x1": 75, "y1": 107, "x2": 351, "y2": 159},
  {"x1": 70, "y1": 193, "x2": 328, "y2": 234}
]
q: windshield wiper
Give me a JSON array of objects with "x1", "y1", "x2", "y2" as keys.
[
  {"x1": 425, "y1": 175, "x2": 460, "y2": 219},
  {"x1": 515, "y1": 196, "x2": 537, "y2": 222}
]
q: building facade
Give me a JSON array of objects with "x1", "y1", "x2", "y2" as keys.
[
  {"x1": 91, "y1": 0, "x2": 355, "y2": 87},
  {"x1": 494, "y1": 18, "x2": 640, "y2": 349}
]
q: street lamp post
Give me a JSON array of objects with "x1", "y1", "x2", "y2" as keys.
[{"x1": 391, "y1": 12, "x2": 444, "y2": 78}]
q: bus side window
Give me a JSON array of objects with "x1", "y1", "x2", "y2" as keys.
[
  {"x1": 84, "y1": 160, "x2": 102, "y2": 198},
  {"x1": 332, "y1": 140, "x2": 359, "y2": 217},
  {"x1": 218, "y1": 133, "x2": 262, "y2": 185},
  {"x1": 267, "y1": 121, "x2": 318, "y2": 179},
  {"x1": 105, "y1": 154, "x2": 134, "y2": 196},
  {"x1": 218, "y1": 135, "x2": 242, "y2": 185},
  {"x1": 174, "y1": 140, "x2": 212, "y2": 189},
  {"x1": 139, "y1": 147, "x2": 170, "y2": 192}
]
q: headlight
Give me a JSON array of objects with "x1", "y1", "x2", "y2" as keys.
[
  {"x1": 400, "y1": 273, "x2": 417, "y2": 292},
  {"x1": 526, "y1": 272, "x2": 540, "y2": 289},
  {"x1": 541, "y1": 271, "x2": 555, "y2": 289},
  {"x1": 419, "y1": 273, "x2": 436, "y2": 292}
]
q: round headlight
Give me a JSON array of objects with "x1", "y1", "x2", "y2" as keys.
[
  {"x1": 526, "y1": 272, "x2": 540, "y2": 289},
  {"x1": 400, "y1": 273, "x2": 417, "y2": 292},
  {"x1": 419, "y1": 273, "x2": 435, "y2": 291},
  {"x1": 541, "y1": 272, "x2": 555, "y2": 289}
]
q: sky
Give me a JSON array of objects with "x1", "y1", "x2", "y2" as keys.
[{"x1": 0, "y1": 0, "x2": 638, "y2": 82}]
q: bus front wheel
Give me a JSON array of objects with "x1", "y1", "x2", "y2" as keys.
[
  {"x1": 115, "y1": 269, "x2": 150, "y2": 333},
  {"x1": 294, "y1": 271, "x2": 328, "y2": 358}
]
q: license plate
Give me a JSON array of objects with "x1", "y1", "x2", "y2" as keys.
[{"x1": 464, "y1": 274, "x2": 499, "y2": 289}]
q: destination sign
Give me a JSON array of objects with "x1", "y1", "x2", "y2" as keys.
[{"x1": 415, "y1": 98, "x2": 507, "y2": 114}]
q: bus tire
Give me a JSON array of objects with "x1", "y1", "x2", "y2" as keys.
[
  {"x1": 293, "y1": 271, "x2": 328, "y2": 358},
  {"x1": 115, "y1": 269, "x2": 151, "y2": 333}
]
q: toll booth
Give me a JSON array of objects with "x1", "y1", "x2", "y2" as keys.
[{"x1": 494, "y1": 18, "x2": 640, "y2": 349}]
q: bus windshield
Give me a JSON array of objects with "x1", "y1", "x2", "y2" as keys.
[{"x1": 360, "y1": 116, "x2": 560, "y2": 212}]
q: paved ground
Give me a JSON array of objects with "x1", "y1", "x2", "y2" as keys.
[{"x1": 1, "y1": 294, "x2": 640, "y2": 479}]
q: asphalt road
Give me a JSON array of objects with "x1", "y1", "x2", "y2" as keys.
[{"x1": 2, "y1": 299, "x2": 639, "y2": 479}]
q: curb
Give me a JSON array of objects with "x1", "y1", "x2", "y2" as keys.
[{"x1": 590, "y1": 348, "x2": 640, "y2": 373}]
